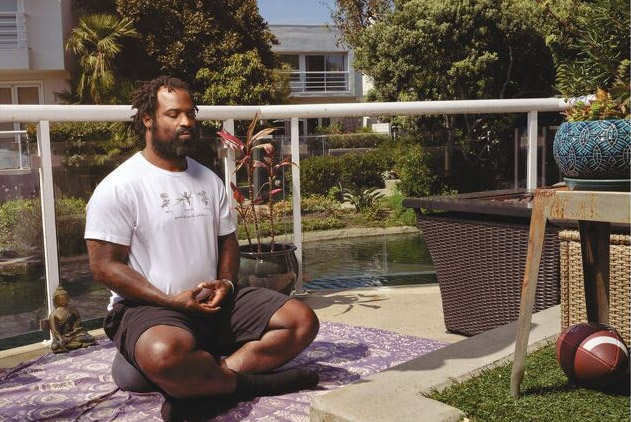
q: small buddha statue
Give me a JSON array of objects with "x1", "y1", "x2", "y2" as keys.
[{"x1": 49, "y1": 286, "x2": 96, "y2": 353}]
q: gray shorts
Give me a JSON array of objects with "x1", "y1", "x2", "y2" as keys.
[{"x1": 103, "y1": 287, "x2": 290, "y2": 372}]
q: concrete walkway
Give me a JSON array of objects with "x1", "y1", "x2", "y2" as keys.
[
  {"x1": 301, "y1": 285, "x2": 464, "y2": 343},
  {"x1": 302, "y1": 286, "x2": 560, "y2": 422}
]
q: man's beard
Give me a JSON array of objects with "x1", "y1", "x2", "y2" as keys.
[{"x1": 150, "y1": 125, "x2": 198, "y2": 159}]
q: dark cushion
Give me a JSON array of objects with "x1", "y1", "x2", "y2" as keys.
[{"x1": 111, "y1": 351, "x2": 156, "y2": 393}]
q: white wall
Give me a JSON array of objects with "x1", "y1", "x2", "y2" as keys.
[
  {"x1": 270, "y1": 25, "x2": 343, "y2": 53},
  {"x1": 23, "y1": 0, "x2": 70, "y2": 70},
  {"x1": 0, "y1": 0, "x2": 72, "y2": 103}
]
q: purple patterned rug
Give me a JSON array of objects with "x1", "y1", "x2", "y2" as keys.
[{"x1": 0, "y1": 321, "x2": 447, "y2": 421}]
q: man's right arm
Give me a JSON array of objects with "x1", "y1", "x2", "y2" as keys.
[{"x1": 87, "y1": 239, "x2": 221, "y2": 315}]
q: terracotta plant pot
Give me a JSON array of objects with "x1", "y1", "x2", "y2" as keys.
[
  {"x1": 553, "y1": 119, "x2": 630, "y2": 179},
  {"x1": 238, "y1": 243, "x2": 298, "y2": 295}
]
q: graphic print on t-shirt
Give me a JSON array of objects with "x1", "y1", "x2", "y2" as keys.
[
  {"x1": 197, "y1": 190, "x2": 209, "y2": 206},
  {"x1": 160, "y1": 193, "x2": 171, "y2": 209},
  {"x1": 159, "y1": 190, "x2": 212, "y2": 220},
  {"x1": 176, "y1": 191, "x2": 193, "y2": 209}
]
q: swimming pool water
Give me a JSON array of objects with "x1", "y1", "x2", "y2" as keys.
[{"x1": 302, "y1": 232, "x2": 436, "y2": 290}]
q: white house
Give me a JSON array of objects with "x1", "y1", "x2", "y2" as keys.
[
  {"x1": 269, "y1": 25, "x2": 365, "y2": 135},
  {"x1": 0, "y1": 0, "x2": 73, "y2": 172}
]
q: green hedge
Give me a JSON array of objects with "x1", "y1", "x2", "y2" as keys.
[
  {"x1": 337, "y1": 151, "x2": 388, "y2": 194},
  {"x1": 299, "y1": 155, "x2": 342, "y2": 196},
  {"x1": 0, "y1": 197, "x2": 87, "y2": 257},
  {"x1": 299, "y1": 150, "x2": 392, "y2": 196},
  {"x1": 236, "y1": 216, "x2": 346, "y2": 239},
  {"x1": 393, "y1": 143, "x2": 440, "y2": 198},
  {"x1": 327, "y1": 133, "x2": 391, "y2": 149},
  {"x1": 274, "y1": 195, "x2": 341, "y2": 216}
]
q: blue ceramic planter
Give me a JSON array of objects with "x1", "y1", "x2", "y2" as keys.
[{"x1": 553, "y1": 119, "x2": 630, "y2": 179}]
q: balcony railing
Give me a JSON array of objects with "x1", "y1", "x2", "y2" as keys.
[
  {"x1": 0, "y1": 12, "x2": 27, "y2": 49},
  {"x1": 286, "y1": 70, "x2": 349, "y2": 93},
  {"x1": 0, "y1": 98, "x2": 577, "y2": 328}
]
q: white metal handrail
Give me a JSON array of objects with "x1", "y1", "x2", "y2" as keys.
[
  {"x1": 0, "y1": 98, "x2": 578, "y2": 320},
  {"x1": 0, "y1": 98, "x2": 572, "y2": 122}
]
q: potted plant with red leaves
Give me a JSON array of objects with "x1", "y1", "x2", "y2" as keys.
[{"x1": 217, "y1": 112, "x2": 298, "y2": 295}]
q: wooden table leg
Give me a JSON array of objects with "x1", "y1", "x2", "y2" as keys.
[
  {"x1": 578, "y1": 221, "x2": 611, "y2": 324},
  {"x1": 510, "y1": 193, "x2": 550, "y2": 398}
]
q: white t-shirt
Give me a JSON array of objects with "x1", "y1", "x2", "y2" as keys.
[{"x1": 84, "y1": 152, "x2": 236, "y2": 310}]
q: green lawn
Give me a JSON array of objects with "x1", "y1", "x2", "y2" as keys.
[{"x1": 429, "y1": 343, "x2": 630, "y2": 422}]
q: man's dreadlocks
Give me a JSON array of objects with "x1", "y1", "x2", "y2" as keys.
[{"x1": 130, "y1": 76, "x2": 198, "y2": 137}]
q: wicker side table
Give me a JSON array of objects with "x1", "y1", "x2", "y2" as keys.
[
  {"x1": 403, "y1": 189, "x2": 562, "y2": 336},
  {"x1": 560, "y1": 230, "x2": 630, "y2": 345},
  {"x1": 417, "y1": 213, "x2": 560, "y2": 336}
]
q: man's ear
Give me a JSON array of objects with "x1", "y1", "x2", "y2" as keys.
[{"x1": 142, "y1": 114, "x2": 152, "y2": 129}]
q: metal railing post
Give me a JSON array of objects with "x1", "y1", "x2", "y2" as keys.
[
  {"x1": 514, "y1": 128, "x2": 519, "y2": 189},
  {"x1": 37, "y1": 120, "x2": 60, "y2": 325},
  {"x1": 221, "y1": 119, "x2": 237, "y2": 213},
  {"x1": 290, "y1": 116, "x2": 304, "y2": 295},
  {"x1": 526, "y1": 111, "x2": 538, "y2": 190}
]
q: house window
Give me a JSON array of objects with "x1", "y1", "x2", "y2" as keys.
[
  {"x1": 0, "y1": 0, "x2": 25, "y2": 49},
  {"x1": 305, "y1": 54, "x2": 347, "y2": 92},
  {"x1": 279, "y1": 54, "x2": 300, "y2": 88},
  {"x1": 0, "y1": 83, "x2": 41, "y2": 170}
]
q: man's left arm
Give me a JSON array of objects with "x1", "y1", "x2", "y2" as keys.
[
  {"x1": 198, "y1": 232, "x2": 240, "y2": 306},
  {"x1": 217, "y1": 231, "x2": 240, "y2": 286}
]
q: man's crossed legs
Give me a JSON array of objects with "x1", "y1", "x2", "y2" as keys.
[{"x1": 106, "y1": 288, "x2": 320, "y2": 421}]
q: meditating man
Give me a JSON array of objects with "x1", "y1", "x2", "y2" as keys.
[{"x1": 85, "y1": 76, "x2": 319, "y2": 421}]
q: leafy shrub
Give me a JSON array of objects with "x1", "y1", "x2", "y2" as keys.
[
  {"x1": 0, "y1": 199, "x2": 41, "y2": 257},
  {"x1": 300, "y1": 144, "x2": 394, "y2": 196},
  {"x1": 273, "y1": 195, "x2": 341, "y2": 216},
  {"x1": 343, "y1": 187, "x2": 384, "y2": 213},
  {"x1": 381, "y1": 191, "x2": 417, "y2": 227},
  {"x1": 299, "y1": 155, "x2": 342, "y2": 195},
  {"x1": 327, "y1": 133, "x2": 391, "y2": 149},
  {"x1": 327, "y1": 184, "x2": 344, "y2": 202},
  {"x1": 302, "y1": 217, "x2": 346, "y2": 231},
  {"x1": 0, "y1": 197, "x2": 87, "y2": 257},
  {"x1": 301, "y1": 195, "x2": 341, "y2": 214},
  {"x1": 315, "y1": 123, "x2": 344, "y2": 135},
  {"x1": 393, "y1": 143, "x2": 438, "y2": 198},
  {"x1": 338, "y1": 151, "x2": 389, "y2": 194},
  {"x1": 237, "y1": 216, "x2": 346, "y2": 239}
]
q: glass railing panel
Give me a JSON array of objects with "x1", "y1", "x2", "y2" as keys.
[{"x1": 0, "y1": 134, "x2": 46, "y2": 349}]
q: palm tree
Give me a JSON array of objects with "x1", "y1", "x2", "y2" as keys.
[{"x1": 66, "y1": 14, "x2": 139, "y2": 104}]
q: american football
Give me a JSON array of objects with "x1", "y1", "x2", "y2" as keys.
[{"x1": 556, "y1": 322, "x2": 629, "y2": 390}]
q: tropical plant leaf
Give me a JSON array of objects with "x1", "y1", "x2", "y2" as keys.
[
  {"x1": 252, "y1": 142, "x2": 275, "y2": 154},
  {"x1": 217, "y1": 128, "x2": 245, "y2": 150},
  {"x1": 250, "y1": 128, "x2": 276, "y2": 144}
]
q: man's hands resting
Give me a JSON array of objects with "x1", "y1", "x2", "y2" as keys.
[{"x1": 170, "y1": 280, "x2": 233, "y2": 315}]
